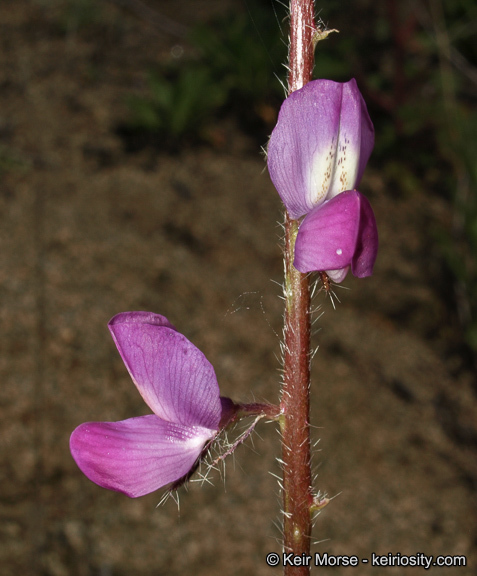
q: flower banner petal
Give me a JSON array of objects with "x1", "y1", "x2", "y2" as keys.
[
  {"x1": 108, "y1": 312, "x2": 221, "y2": 430},
  {"x1": 70, "y1": 415, "x2": 215, "y2": 498},
  {"x1": 293, "y1": 191, "x2": 361, "y2": 273},
  {"x1": 267, "y1": 79, "x2": 374, "y2": 219}
]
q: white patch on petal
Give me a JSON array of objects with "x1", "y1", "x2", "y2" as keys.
[
  {"x1": 336, "y1": 248, "x2": 342, "y2": 255},
  {"x1": 185, "y1": 426, "x2": 216, "y2": 450},
  {"x1": 308, "y1": 137, "x2": 336, "y2": 207}
]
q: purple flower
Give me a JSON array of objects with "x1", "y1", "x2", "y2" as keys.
[
  {"x1": 267, "y1": 78, "x2": 378, "y2": 281},
  {"x1": 70, "y1": 312, "x2": 226, "y2": 498}
]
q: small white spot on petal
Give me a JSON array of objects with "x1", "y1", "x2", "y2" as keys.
[{"x1": 336, "y1": 248, "x2": 342, "y2": 255}]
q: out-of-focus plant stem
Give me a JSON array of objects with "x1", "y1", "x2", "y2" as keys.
[{"x1": 280, "y1": 1, "x2": 315, "y2": 573}]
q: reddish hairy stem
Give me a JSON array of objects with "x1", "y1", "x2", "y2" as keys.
[
  {"x1": 288, "y1": 0, "x2": 315, "y2": 93},
  {"x1": 281, "y1": 219, "x2": 312, "y2": 569},
  {"x1": 280, "y1": 1, "x2": 315, "y2": 573}
]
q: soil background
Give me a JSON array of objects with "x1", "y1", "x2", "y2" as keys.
[{"x1": 1, "y1": 1, "x2": 477, "y2": 575}]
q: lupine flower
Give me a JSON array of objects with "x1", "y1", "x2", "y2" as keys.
[
  {"x1": 267, "y1": 78, "x2": 378, "y2": 281},
  {"x1": 70, "y1": 312, "x2": 230, "y2": 498}
]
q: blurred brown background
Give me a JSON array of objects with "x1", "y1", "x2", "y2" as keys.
[{"x1": 1, "y1": 0, "x2": 476, "y2": 574}]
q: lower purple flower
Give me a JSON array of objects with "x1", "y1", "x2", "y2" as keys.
[
  {"x1": 70, "y1": 311, "x2": 227, "y2": 498},
  {"x1": 293, "y1": 190, "x2": 378, "y2": 282}
]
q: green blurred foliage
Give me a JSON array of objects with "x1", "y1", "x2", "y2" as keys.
[
  {"x1": 127, "y1": 67, "x2": 227, "y2": 142},
  {"x1": 189, "y1": 8, "x2": 286, "y2": 107},
  {"x1": 124, "y1": 3, "x2": 287, "y2": 148}
]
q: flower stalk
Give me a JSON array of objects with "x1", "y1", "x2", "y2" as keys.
[{"x1": 280, "y1": 0, "x2": 315, "y2": 572}]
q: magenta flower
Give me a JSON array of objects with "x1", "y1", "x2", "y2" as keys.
[
  {"x1": 70, "y1": 312, "x2": 226, "y2": 498},
  {"x1": 267, "y1": 79, "x2": 378, "y2": 281}
]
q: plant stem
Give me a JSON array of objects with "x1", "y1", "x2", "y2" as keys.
[
  {"x1": 280, "y1": 1, "x2": 315, "y2": 573},
  {"x1": 287, "y1": 0, "x2": 315, "y2": 93}
]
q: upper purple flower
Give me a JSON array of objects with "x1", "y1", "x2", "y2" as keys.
[
  {"x1": 70, "y1": 312, "x2": 223, "y2": 498},
  {"x1": 267, "y1": 78, "x2": 374, "y2": 220},
  {"x1": 267, "y1": 78, "x2": 378, "y2": 281}
]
